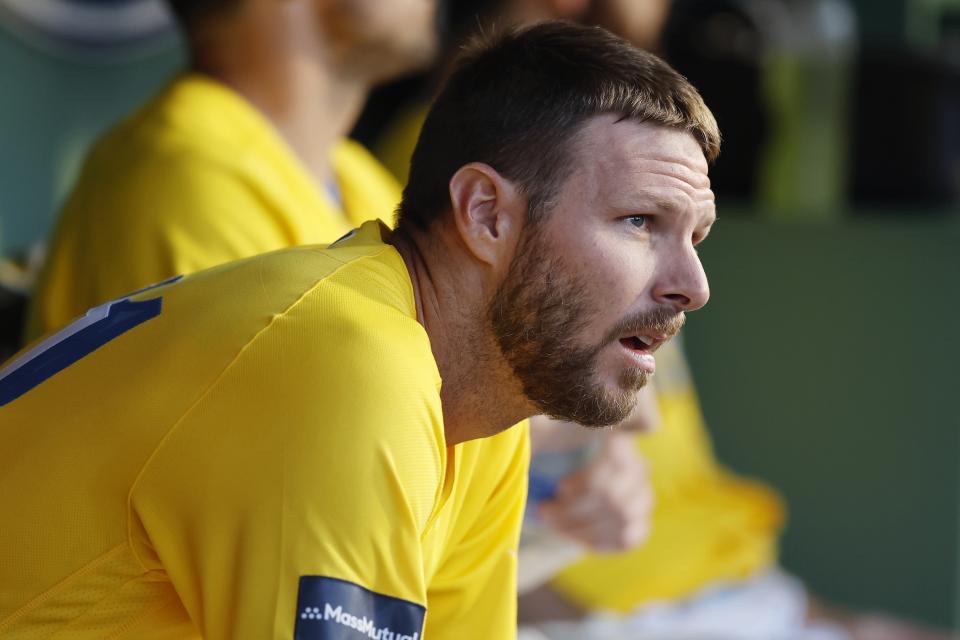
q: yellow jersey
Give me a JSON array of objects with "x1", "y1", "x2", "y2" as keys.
[
  {"x1": 377, "y1": 103, "x2": 786, "y2": 613},
  {"x1": 0, "y1": 221, "x2": 529, "y2": 639},
  {"x1": 549, "y1": 338, "x2": 784, "y2": 610},
  {"x1": 28, "y1": 72, "x2": 403, "y2": 340}
]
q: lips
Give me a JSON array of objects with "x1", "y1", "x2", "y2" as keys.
[
  {"x1": 617, "y1": 335, "x2": 659, "y2": 375},
  {"x1": 618, "y1": 333, "x2": 668, "y2": 354}
]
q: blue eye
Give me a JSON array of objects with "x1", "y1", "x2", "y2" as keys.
[{"x1": 627, "y1": 215, "x2": 648, "y2": 229}]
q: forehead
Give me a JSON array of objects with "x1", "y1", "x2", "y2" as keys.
[
  {"x1": 571, "y1": 115, "x2": 713, "y2": 208},
  {"x1": 574, "y1": 115, "x2": 710, "y2": 184}
]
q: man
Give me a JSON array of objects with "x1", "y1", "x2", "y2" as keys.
[
  {"x1": 381, "y1": 5, "x2": 958, "y2": 640},
  {"x1": 27, "y1": 0, "x2": 654, "y2": 565},
  {"x1": 376, "y1": 0, "x2": 783, "y2": 599},
  {"x1": 0, "y1": 22, "x2": 718, "y2": 640},
  {"x1": 27, "y1": 0, "x2": 437, "y2": 339}
]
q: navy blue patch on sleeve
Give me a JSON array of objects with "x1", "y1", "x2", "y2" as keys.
[{"x1": 294, "y1": 576, "x2": 425, "y2": 640}]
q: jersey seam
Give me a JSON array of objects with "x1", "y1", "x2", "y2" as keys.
[
  {"x1": 0, "y1": 543, "x2": 128, "y2": 632},
  {"x1": 124, "y1": 246, "x2": 393, "y2": 574},
  {"x1": 47, "y1": 570, "x2": 173, "y2": 639},
  {"x1": 102, "y1": 591, "x2": 179, "y2": 640}
]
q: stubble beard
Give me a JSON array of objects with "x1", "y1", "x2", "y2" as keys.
[{"x1": 488, "y1": 227, "x2": 644, "y2": 428}]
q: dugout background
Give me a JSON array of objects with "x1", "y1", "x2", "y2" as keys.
[{"x1": 0, "y1": 0, "x2": 958, "y2": 630}]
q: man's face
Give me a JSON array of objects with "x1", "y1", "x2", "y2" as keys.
[
  {"x1": 319, "y1": 0, "x2": 439, "y2": 81},
  {"x1": 489, "y1": 116, "x2": 714, "y2": 427}
]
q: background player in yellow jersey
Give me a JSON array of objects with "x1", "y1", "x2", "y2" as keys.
[
  {"x1": 1, "y1": 22, "x2": 718, "y2": 640},
  {"x1": 27, "y1": 0, "x2": 437, "y2": 338}
]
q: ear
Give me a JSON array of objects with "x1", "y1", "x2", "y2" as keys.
[{"x1": 448, "y1": 162, "x2": 526, "y2": 268}]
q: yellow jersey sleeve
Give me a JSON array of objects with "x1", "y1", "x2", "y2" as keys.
[
  {"x1": 424, "y1": 425, "x2": 530, "y2": 639},
  {"x1": 127, "y1": 285, "x2": 443, "y2": 639}
]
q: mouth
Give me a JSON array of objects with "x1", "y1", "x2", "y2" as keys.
[
  {"x1": 618, "y1": 333, "x2": 667, "y2": 354},
  {"x1": 616, "y1": 333, "x2": 666, "y2": 374}
]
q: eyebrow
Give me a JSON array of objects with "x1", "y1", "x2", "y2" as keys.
[
  {"x1": 613, "y1": 190, "x2": 686, "y2": 214},
  {"x1": 617, "y1": 189, "x2": 714, "y2": 217}
]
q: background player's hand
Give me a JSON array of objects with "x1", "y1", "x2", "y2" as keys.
[{"x1": 538, "y1": 430, "x2": 654, "y2": 552}]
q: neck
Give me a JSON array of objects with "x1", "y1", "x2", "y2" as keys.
[
  {"x1": 189, "y1": 8, "x2": 368, "y2": 186},
  {"x1": 389, "y1": 227, "x2": 533, "y2": 446}
]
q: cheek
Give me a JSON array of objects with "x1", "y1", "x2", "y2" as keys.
[
  {"x1": 589, "y1": 247, "x2": 657, "y2": 310},
  {"x1": 568, "y1": 256, "x2": 652, "y2": 344},
  {"x1": 546, "y1": 224, "x2": 652, "y2": 328}
]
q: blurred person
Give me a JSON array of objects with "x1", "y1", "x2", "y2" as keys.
[
  {"x1": 377, "y1": 0, "x2": 673, "y2": 183},
  {"x1": 26, "y1": 0, "x2": 438, "y2": 339},
  {"x1": 0, "y1": 22, "x2": 718, "y2": 639},
  {"x1": 377, "y1": 3, "x2": 958, "y2": 640}
]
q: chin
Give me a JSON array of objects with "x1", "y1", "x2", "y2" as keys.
[
  {"x1": 598, "y1": 357, "x2": 650, "y2": 395},
  {"x1": 618, "y1": 367, "x2": 650, "y2": 392}
]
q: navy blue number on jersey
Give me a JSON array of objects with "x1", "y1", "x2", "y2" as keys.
[{"x1": 0, "y1": 276, "x2": 181, "y2": 407}]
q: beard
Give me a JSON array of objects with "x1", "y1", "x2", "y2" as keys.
[{"x1": 489, "y1": 226, "x2": 684, "y2": 428}]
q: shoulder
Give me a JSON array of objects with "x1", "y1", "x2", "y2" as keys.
[
  {"x1": 152, "y1": 245, "x2": 445, "y2": 527},
  {"x1": 76, "y1": 78, "x2": 256, "y2": 206},
  {"x1": 170, "y1": 235, "x2": 435, "y2": 414}
]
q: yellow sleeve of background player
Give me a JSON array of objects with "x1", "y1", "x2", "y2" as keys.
[
  {"x1": 423, "y1": 424, "x2": 530, "y2": 639},
  {"x1": 126, "y1": 286, "x2": 445, "y2": 640},
  {"x1": 28, "y1": 152, "x2": 297, "y2": 341}
]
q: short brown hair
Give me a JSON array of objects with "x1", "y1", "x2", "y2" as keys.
[{"x1": 397, "y1": 21, "x2": 720, "y2": 230}]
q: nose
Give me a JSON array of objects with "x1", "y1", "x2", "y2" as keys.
[{"x1": 652, "y1": 246, "x2": 710, "y2": 312}]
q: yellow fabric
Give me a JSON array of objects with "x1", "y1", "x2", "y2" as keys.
[
  {"x1": 0, "y1": 221, "x2": 529, "y2": 639},
  {"x1": 375, "y1": 104, "x2": 429, "y2": 186},
  {"x1": 549, "y1": 340, "x2": 785, "y2": 611},
  {"x1": 377, "y1": 104, "x2": 787, "y2": 613},
  {"x1": 28, "y1": 72, "x2": 402, "y2": 340}
]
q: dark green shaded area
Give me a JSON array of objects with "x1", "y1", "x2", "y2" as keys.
[
  {"x1": 0, "y1": 28, "x2": 184, "y2": 254},
  {"x1": 684, "y1": 216, "x2": 960, "y2": 628},
  {"x1": 851, "y1": 0, "x2": 907, "y2": 46}
]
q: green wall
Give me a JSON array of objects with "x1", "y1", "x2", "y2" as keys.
[
  {"x1": 851, "y1": 0, "x2": 908, "y2": 45},
  {"x1": 0, "y1": 27, "x2": 183, "y2": 255},
  {"x1": 685, "y1": 216, "x2": 960, "y2": 628}
]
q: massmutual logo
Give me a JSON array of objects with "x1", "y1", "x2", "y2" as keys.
[{"x1": 301, "y1": 603, "x2": 420, "y2": 640}]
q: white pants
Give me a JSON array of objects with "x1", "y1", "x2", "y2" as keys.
[{"x1": 519, "y1": 569, "x2": 851, "y2": 640}]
